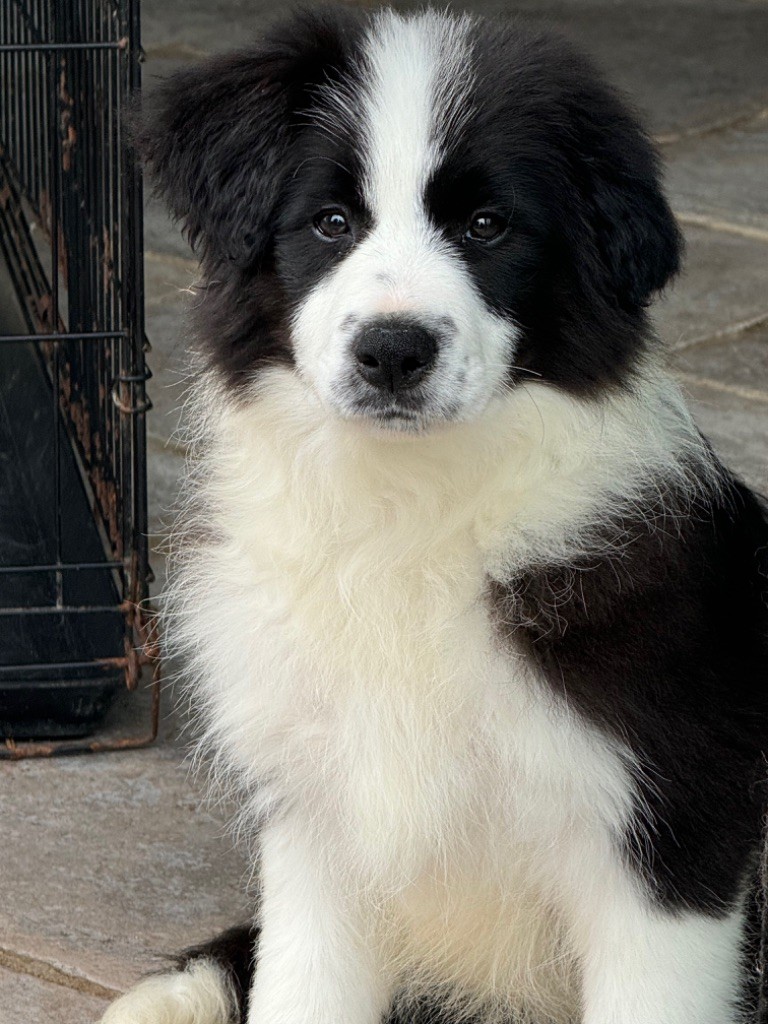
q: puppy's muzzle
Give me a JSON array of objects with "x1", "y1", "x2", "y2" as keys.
[{"x1": 353, "y1": 320, "x2": 438, "y2": 395}]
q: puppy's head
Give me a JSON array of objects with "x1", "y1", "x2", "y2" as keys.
[{"x1": 138, "y1": 8, "x2": 681, "y2": 431}]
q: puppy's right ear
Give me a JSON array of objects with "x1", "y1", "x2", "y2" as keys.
[{"x1": 134, "y1": 10, "x2": 360, "y2": 269}]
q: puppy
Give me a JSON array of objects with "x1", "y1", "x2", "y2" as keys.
[{"x1": 103, "y1": 8, "x2": 768, "y2": 1023}]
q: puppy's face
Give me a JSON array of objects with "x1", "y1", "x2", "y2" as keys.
[
  {"x1": 278, "y1": 14, "x2": 526, "y2": 429},
  {"x1": 139, "y1": 9, "x2": 681, "y2": 431}
]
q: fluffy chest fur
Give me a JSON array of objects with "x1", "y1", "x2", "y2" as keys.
[{"x1": 166, "y1": 369, "x2": 708, "y2": 1014}]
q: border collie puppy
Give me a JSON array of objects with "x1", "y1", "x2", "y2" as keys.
[{"x1": 103, "y1": 7, "x2": 768, "y2": 1024}]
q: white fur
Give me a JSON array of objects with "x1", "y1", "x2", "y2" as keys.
[
  {"x1": 100, "y1": 960, "x2": 235, "y2": 1024},
  {"x1": 578, "y1": 891, "x2": 745, "y2": 1023},
  {"x1": 293, "y1": 11, "x2": 514, "y2": 429},
  {"x1": 247, "y1": 819, "x2": 393, "y2": 1024}
]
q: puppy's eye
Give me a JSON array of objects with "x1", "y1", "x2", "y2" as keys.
[
  {"x1": 313, "y1": 208, "x2": 350, "y2": 240},
  {"x1": 466, "y1": 212, "x2": 506, "y2": 242}
]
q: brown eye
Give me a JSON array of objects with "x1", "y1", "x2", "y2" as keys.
[
  {"x1": 466, "y1": 211, "x2": 506, "y2": 242},
  {"x1": 314, "y1": 208, "x2": 350, "y2": 239}
]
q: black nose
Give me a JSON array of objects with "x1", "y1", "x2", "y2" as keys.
[{"x1": 352, "y1": 323, "x2": 438, "y2": 394}]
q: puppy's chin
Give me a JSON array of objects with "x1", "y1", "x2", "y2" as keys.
[
  {"x1": 328, "y1": 385, "x2": 513, "y2": 439},
  {"x1": 340, "y1": 405, "x2": 441, "y2": 438},
  {"x1": 333, "y1": 391, "x2": 478, "y2": 438}
]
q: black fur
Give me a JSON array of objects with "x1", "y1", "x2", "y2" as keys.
[
  {"x1": 490, "y1": 472, "x2": 768, "y2": 916},
  {"x1": 428, "y1": 26, "x2": 682, "y2": 393}
]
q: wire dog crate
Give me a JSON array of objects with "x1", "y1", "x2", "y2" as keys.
[{"x1": 0, "y1": 0, "x2": 157, "y2": 753}]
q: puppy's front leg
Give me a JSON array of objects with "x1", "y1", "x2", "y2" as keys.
[
  {"x1": 248, "y1": 817, "x2": 391, "y2": 1024},
  {"x1": 577, "y1": 869, "x2": 744, "y2": 1024}
]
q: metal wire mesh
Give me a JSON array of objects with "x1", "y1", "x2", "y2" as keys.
[{"x1": 0, "y1": 0, "x2": 156, "y2": 751}]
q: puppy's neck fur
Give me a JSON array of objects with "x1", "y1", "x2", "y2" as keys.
[{"x1": 200, "y1": 364, "x2": 713, "y2": 577}]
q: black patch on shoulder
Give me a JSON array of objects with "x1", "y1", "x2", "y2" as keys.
[{"x1": 490, "y1": 472, "x2": 768, "y2": 913}]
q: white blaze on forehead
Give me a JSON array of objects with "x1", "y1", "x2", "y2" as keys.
[{"x1": 359, "y1": 11, "x2": 475, "y2": 221}]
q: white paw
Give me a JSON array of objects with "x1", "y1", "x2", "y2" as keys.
[{"x1": 100, "y1": 960, "x2": 236, "y2": 1024}]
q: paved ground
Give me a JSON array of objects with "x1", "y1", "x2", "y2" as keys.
[{"x1": 2, "y1": 0, "x2": 767, "y2": 1018}]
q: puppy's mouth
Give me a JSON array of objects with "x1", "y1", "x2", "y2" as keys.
[
  {"x1": 337, "y1": 387, "x2": 465, "y2": 434},
  {"x1": 347, "y1": 395, "x2": 431, "y2": 431},
  {"x1": 369, "y1": 407, "x2": 420, "y2": 423}
]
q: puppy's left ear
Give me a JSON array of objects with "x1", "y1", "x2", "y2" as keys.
[{"x1": 566, "y1": 78, "x2": 683, "y2": 311}]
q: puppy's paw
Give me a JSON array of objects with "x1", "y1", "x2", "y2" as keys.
[{"x1": 100, "y1": 960, "x2": 237, "y2": 1024}]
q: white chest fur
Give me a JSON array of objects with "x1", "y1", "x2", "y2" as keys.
[{"x1": 166, "y1": 369, "x2": 710, "y2": 1017}]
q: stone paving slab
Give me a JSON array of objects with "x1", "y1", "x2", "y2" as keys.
[
  {"x1": 0, "y1": 746, "x2": 249, "y2": 995},
  {"x1": 0, "y1": 967, "x2": 108, "y2": 1024},
  {"x1": 147, "y1": 438, "x2": 184, "y2": 566},
  {"x1": 144, "y1": 251, "x2": 196, "y2": 312},
  {"x1": 143, "y1": 275, "x2": 190, "y2": 548},
  {"x1": 666, "y1": 113, "x2": 768, "y2": 234},
  {"x1": 683, "y1": 379, "x2": 768, "y2": 494},
  {"x1": 654, "y1": 224, "x2": 768, "y2": 349},
  {"x1": 143, "y1": 193, "x2": 192, "y2": 263},
  {"x1": 671, "y1": 325, "x2": 768, "y2": 491},
  {"x1": 672, "y1": 325, "x2": 768, "y2": 397},
  {"x1": 144, "y1": 258, "x2": 193, "y2": 449}
]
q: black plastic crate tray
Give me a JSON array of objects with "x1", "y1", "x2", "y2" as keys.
[{"x1": 0, "y1": 339, "x2": 123, "y2": 738}]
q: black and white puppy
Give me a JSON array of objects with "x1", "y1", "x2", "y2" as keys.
[{"x1": 103, "y1": 7, "x2": 768, "y2": 1024}]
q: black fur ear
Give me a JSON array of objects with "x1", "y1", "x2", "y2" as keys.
[
  {"x1": 563, "y1": 69, "x2": 683, "y2": 311},
  {"x1": 134, "y1": 9, "x2": 361, "y2": 269},
  {"x1": 591, "y1": 171, "x2": 683, "y2": 311},
  {"x1": 501, "y1": 36, "x2": 685, "y2": 391}
]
